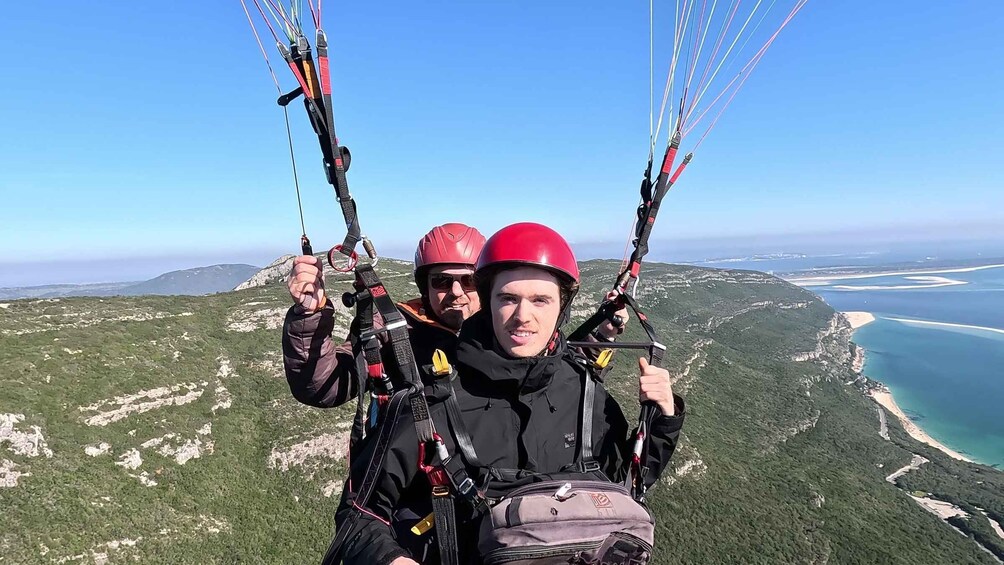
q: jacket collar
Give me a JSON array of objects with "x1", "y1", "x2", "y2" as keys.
[
  {"x1": 456, "y1": 310, "x2": 566, "y2": 395},
  {"x1": 397, "y1": 297, "x2": 458, "y2": 335}
]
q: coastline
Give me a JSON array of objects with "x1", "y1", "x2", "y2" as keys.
[
  {"x1": 868, "y1": 388, "x2": 974, "y2": 463},
  {"x1": 842, "y1": 311, "x2": 976, "y2": 464}
]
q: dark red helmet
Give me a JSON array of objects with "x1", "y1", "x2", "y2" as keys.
[
  {"x1": 414, "y1": 223, "x2": 486, "y2": 288},
  {"x1": 475, "y1": 222, "x2": 580, "y2": 284}
]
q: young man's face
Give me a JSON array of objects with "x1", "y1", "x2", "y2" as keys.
[
  {"x1": 426, "y1": 265, "x2": 480, "y2": 331},
  {"x1": 490, "y1": 266, "x2": 562, "y2": 358}
]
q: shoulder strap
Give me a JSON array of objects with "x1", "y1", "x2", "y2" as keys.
[
  {"x1": 443, "y1": 374, "x2": 484, "y2": 468},
  {"x1": 322, "y1": 389, "x2": 410, "y2": 564},
  {"x1": 431, "y1": 489, "x2": 460, "y2": 565},
  {"x1": 350, "y1": 265, "x2": 436, "y2": 444},
  {"x1": 577, "y1": 365, "x2": 597, "y2": 464}
]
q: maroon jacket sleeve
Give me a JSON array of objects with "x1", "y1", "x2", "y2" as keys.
[{"x1": 282, "y1": 303, "x2": 359, "y2": 408}]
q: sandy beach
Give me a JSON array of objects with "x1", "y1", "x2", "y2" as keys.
[
  {"x1": 869, "y1": 388, "x2": 974, "y2": 463},
  {"x1": 842, "y1": 311, "x2": 875, "y2": 329},
  {"x1": 842, "y1": 314, "x2": 981, "y2": 464}
]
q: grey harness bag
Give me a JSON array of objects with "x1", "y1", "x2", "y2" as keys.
[{"x1": 477, "y1": 479, "x2": 655, "y2": 564}]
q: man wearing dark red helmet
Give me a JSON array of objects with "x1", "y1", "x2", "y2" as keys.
[
  {"x1": 282, "y1": 223, "x2": 487, "y2": 408},
  {"x1": 328, "y1": 223, "x2": 685, "y2": 565}
]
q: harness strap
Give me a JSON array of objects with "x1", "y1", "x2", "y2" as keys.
[
  {"x1": 322, "y1": 389, "x2": 409, "y2": 564},
  {"x1": 355, "y1": 265, "x2": 424, "y2": 388},
  {"x1": 578, "y1": 369, "x2": 597, "y2": 464},
  {"x1": 431, "y1": 490, "x2": 460, "y2": 565},
  {"x1": 348, "y1": 351, "x2": 368, "y2": 459},
  {"x1": 443, "y1": 376, "x2": 483, "y2": 468},
  {"x1": 441, "y1": 453, "x2": 489, "y2": 512}
]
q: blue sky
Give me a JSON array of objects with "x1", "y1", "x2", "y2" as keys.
[{"x1": 2, "y1": 1, "x2": 1003, "y2": 286}]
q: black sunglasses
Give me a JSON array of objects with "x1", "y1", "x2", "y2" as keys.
[{"x1": 429, "y1": 273, "x2": 477, "y2": 291}]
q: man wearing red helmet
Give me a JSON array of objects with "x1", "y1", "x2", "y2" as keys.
[
  {"x1": 328, "y1": 223, "x2": 684, "y2": 565},
  {"x1": 282, "y1": 223, "x2": 487, "y2": 408}
]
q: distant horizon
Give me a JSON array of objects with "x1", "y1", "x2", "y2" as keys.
[{"x1": 6, "y1": 226, "x2": 1004, "y2": 288}]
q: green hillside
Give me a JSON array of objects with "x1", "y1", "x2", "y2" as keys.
[{"x1": 1, "y1": 258, "x2": 1001, "y2": 564}]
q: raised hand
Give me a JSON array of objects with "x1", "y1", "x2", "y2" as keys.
[
  {"x1": 287, "y1": 255, "x2": 326, "y2": 313},
  {"x1": 638, "y1": 357, "x2": 674, "y2": 416}
]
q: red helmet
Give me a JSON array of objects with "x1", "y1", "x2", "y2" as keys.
[
  {"x1": 475, "y1": 222, "x2": 580, "y2": 284},
  {"x1": 414, "y1": 223, "x2": 486, "y2": 286}
]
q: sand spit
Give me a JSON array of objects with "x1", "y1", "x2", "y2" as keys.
[
  {"x1": 842, "y1": 311, "x2": 875, "y2": 329},
  {"x1": 787, "y1": 263, "x2": 1004, "y2": 285}
]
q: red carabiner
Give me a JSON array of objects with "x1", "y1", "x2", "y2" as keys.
[{"x1": 417, "y1": 434, "x2": 450, "y2": 487}]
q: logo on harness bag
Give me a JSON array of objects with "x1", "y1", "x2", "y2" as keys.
[
  {"x1": 590, "y1": 493, "x2": 613, "y2": 509},
  {"x1": 371, "y1": 286, "x2": 387, "y2": 297},
  {"x1": 563, "y1": 432, "x2": 575, "y2": 448}
]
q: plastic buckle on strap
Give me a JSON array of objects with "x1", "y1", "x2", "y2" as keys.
[
  {"x1": 455, "y1": 476, "x2": 490, "y2": 512},
  {"x1": 431, "y1": 349, "x2": 452, "y2": 376},
  {"x1": 580, "y1": 460, "x2": 601, "y2": 472},
  {"x1": 593, "y1": 349, "x2": 614, "y2": 370},
  {"x1": 455, "y1": 477, "x2": 475, "y2": 497}
]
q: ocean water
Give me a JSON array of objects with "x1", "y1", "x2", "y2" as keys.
[{"x1": 809, "y1": 265, "x2": 1004, "y2": 468}]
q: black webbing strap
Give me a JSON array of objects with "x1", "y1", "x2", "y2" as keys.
[
  {"x1": 431, "y1": 490, "x2": 460, "y2": 565},
  {"x1": 351, "y1": 265, "x2": 436, "y2": 443},
  {"x1": 441, "y1": 453, "x2": 488, "y2": 512},
  {"x1": 567, "y1": 300, "x2": 621, "y2": 342},
  {"x1": 313, "y1": 30, "x2": 362, "y2": 255},
  {"x1": 408, "y1": 389, "x2": 435, "y2": 444},
  {"x1": 578, "y1": 369, "x2": 597, "y2": 465},
  {"x1": 322, "y1": 390, "x2": 409, "y2": 565},
  {"x1": 352, "y1": 266, "x2": 433, "y2": 441},
  {"x1": 443, "y1": 377, "x2": 483, "y2": 468},
  {"x1": 354, "y1": 265, "x2": 422, "y2": 387},
  {"x1": 348, "y1": 352, "x2": 368, "y2": 458}
]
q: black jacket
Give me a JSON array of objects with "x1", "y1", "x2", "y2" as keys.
[{"x1": 332, "y1": 310, "x2": 686, "y2": 564}]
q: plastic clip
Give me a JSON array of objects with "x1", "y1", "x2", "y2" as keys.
[
  {"x1": 593, "y1": 349, "x2": 614, "y2": 370},
  {"x1": 432, "y1": 349, "x2": 452, "y2": 376}
]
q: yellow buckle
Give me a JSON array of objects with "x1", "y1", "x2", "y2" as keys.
[
  {"x1": 432, "y1": 349, "x2": 452, "y2": 376},
  {"x1": 431, "y1": 485, "x2": 450, "y2": 497},
  {"x1": 410, "y1": 512, "x2": 436, "y2": 536},
  {"x1": 593, "y1": 348, "x2": 614, "y2": 369}
]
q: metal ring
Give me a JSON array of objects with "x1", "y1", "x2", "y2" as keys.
[{"x1": 328, "y1": 244, "x2": 358, "y2": 272}]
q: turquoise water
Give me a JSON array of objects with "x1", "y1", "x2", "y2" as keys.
[{"x1": 812, "y1": 265, "x2": 1004, "y2": 468}]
